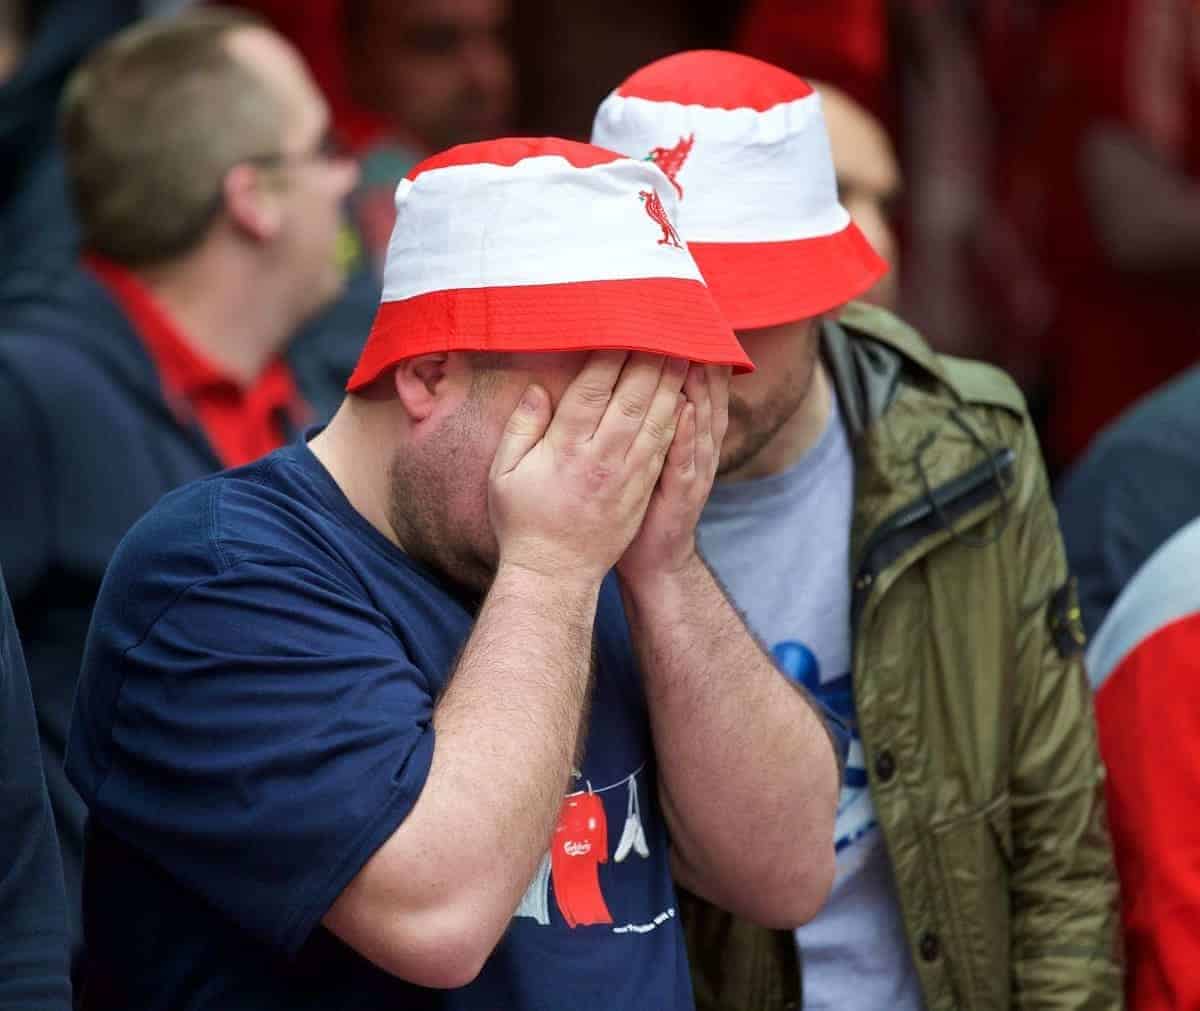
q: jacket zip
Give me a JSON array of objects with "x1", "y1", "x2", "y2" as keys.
[{"x1": 851, "y1": 448, "x2": 1016, "y2": 633}]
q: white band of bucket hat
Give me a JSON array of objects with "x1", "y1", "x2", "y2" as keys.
[
  {"x1": 592, "y1": 90, "x2": 850, "y2": 245},
  {"x1": 379, "y1": 155, "x2": 704, "y2": 305}
]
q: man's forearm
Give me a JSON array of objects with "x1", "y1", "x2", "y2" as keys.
[
  {"x1": 621, "y1": 552, "x2": 838, "y2": 928},
  {"x1": 431, "y1": 563, "x2": 598, "y2": 910},
  {"x1": 324, "y1": 563, "x2": 600, "y2": 984}
]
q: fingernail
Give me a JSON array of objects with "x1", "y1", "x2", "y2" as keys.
[{"x1": 521, "y1": 387, "x2": 542, "y2": 411}]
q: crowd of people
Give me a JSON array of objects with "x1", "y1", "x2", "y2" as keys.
[{"x1": 1, "y1": 1, "x2": 1197, "y2": 1010}]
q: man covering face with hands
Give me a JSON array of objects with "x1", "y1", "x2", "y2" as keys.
[
  {"x1": 66, "y1": 137, "x2": 839, "y2": 1010},
  {"x1": 594, "y1": 51, "x2": 1120, "y2": 1011}
]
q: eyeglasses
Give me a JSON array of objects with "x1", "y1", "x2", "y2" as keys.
[
  {"x1": 186, "y1": 128, "x2": 348, "y2": 246},
  {"x1": 242, "y1": 127, "x2": 344, "y2": 169}
]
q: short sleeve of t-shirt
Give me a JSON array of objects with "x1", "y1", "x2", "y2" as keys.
[{"x1": 71, "y1": 486, "x2": 438, "y2": 958}]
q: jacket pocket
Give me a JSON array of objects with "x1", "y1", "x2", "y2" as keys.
[{"x1": 928, "y1": 792, "x2": 1012, "y2": 1011}]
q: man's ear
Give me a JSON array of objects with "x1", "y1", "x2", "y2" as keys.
[
  {"x1": 392, "y1": 352, "x2": 453, "y2": 423},
  {"x1": 223, "y1": 164, "x2": 283, "y2": 243}
]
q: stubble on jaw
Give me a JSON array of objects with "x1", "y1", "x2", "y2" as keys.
[
  {"x1": 717, "y1": 337, "x2": 821, "y2": 480},
  {"x1": 385, "y1": 392, "x2": 498, "y2": 596}
]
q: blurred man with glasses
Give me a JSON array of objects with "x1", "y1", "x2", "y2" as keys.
[{"x1": 0, "y1": 7, "x2": 359, "y2": 971}]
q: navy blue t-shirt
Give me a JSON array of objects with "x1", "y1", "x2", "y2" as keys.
[{"x1": 66, "y1": 438, "x2": 692, "y2": 1010}]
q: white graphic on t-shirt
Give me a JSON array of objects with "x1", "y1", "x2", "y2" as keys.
[
  {"x1": 614, "y1": 774, "x2": 650, "y2": 862},
  {"x1": 513, "y1": 852, "x2": 552, "y2": 925},
  {"x1": 773, "y1": 640, "x2": 876, "y2": 858},
  {"x1": 612, "y1": 907, "x2": 676, "y2": 934}
]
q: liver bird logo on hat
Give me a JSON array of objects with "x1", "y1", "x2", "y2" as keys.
[
  {"x1": 645, "y1": 134, "x2": 694, "y2": 198},
  {"x1": 639, "y1": 189, "x2": 683, "y2": 248}
]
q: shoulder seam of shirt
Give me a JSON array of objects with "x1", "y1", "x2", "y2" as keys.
[
  {"x1": 207, "y1": 462, "x2": 286, "y2": 572},
  {"x1": 208, "y1": 478, "x2": 232, "y2": 572},
  {"x1": 93, "y1": 562, "x2": 225, "y2": 798},
  {"x1": 128, "y1": 557, "x2": 359, "y2": 655},
  {"x1": 93, "y1": 555, "x2": 355, "y2": 797}
]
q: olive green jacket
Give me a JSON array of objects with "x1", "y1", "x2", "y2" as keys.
[{"x1": 682, "y1": 303, "x2": 1122, "y2": 1010}]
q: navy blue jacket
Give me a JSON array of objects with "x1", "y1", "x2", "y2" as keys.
[
  {"x1": 0, "y1": 564, "x2": 72, "y2": 1010},
  {"x1": 1057, "y1": 363, "x2": 1200, "y2": 635},
  {"x1": 0, "y1": 0, "x2": 139, "y2": 299},
  {"x1": 0, "y1": 263, "x2": 372, "y2": 956}
]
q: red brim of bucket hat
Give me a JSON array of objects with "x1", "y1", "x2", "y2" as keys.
[
  {"x1": 688, "y1": 221, "x2": 888, "y2": 332},
  {"x1": 346, "y1": 276, "x2": 755, "y2": 391}
]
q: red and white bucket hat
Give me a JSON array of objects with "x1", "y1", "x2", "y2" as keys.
[
  {"x1": 592, "y1": 51, "x2": 888, "y2": 331},
  {"x1": 346, "y1": 137, "x2": 753, "y2": 391}
]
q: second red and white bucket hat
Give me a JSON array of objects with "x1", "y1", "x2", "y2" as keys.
[{"x1": 592, "y1": 51, "x2": 888, "y2": 331}]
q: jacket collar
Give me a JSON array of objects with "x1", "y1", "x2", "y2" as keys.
[
  {"x1": 821, "y1": 301, "x2": 948, "y2": 442},
  {"x1": 0, "y1": 264, "x2": 222, "y2": 466},
  {"x1": 822, "y1": 303, "x2": 1018, "y2": 589}
]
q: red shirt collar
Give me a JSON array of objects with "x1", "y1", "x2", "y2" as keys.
[
  {"x1": 86, "y1": 253, "x2": 228, "y2": 399},
  {"x1": 85, "y1": 253, "x2": 310, "y2": 468}
]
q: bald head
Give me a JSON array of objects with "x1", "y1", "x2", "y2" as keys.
[
  {"x1": 224, "y1": 25, "x2": 331, "y2": 156},
  {"x1": 815, "y1": 81, "x2": 901, "y2": 308}
]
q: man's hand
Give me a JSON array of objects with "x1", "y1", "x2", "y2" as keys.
[
  {"x1": 489, "y1": 352, "x2": 689, "y2": 587},
  {"x1": 618, "y1": 364, "x2": 730, "y2": 584}
]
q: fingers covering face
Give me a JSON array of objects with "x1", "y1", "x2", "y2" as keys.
[
  {"x1": 491, "y1": 384, "x2": 552, "y2": 477},
  {"x1": 546, "y1": 351, "x2": 629, "y2": 447},
  {"x1": 546, "y1": 352, "x2": 689, "y2": 460},
  {"x1": 706, "y1": 365, "x2": 731, "y2": 462},
  {"x1": 529, "y1": 352, "x2": 723, "y2": 480},
  {"x1": 623, "y1": 356, "x2": 688, "y2": 468}
]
